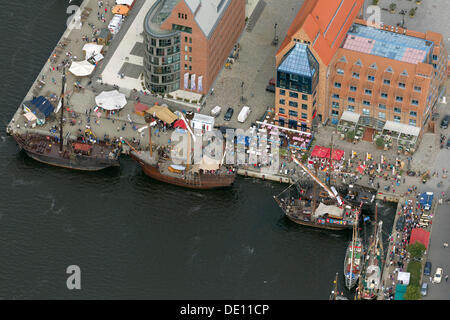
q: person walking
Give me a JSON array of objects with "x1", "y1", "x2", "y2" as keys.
[{"x1": 445, "y1": 275, "x2": 448, "y2": 282}]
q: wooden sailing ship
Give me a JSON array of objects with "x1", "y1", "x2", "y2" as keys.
[
  {"x1": 344, "y1": 203, "x2": 364, "y2": 290},
  {"x1": 274, "y1": 156, "x2": 357, "y2": 231},
  {"x1": 359, "y1": 204, "x2": 384, "y2": 300},
  {"x1": 127, "y1": 113, "x2": 236, "y2": 190},
  {"x1": 13, "y1": 70, "x2": 121, "y2": 171}
]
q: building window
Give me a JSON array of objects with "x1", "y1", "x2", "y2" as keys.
[
  {"x1": 332, "y1": 93, "x2": 340, "y2": 99},
  {"x1": 332, "y1": 101, "x2": 340, "y2": 108},
  {"x1": 410, "y1": 111, "x2": 417, "y2": 117},
  {"x1": 302, "y1": 94, "x2": 308, "y2": 100},
  {"x1": 337, "y1": 69, "x2": 344, "y2": 75},
  {"x1": 347, "y1": 105, "x2": 355, "y2": 112},
  {"x1": 279, "y1": 99, "x2": 285, "y2": 105},
  {"x1": 289, "y1": 101, "x2": 298, "y2": 108},
  {"x1": 432, "y1": 54, "x2": 438, "y2": 60},
  {"x1": 350, "y1": 86, "x2": 357, "y2": 92},
  {"x1": 279, "y1": 89, "x2": 285, "y2": 96},
  {"x1": 398, "y1": 82, "x2": 406, "y2": 88},
  {"x1": 381, "y1": 92, "x2": 388, "y2": 99},
  {"x1": 301, "y1": 112, "x2": 308, "y2": 119},
  {"x1": 379, "y1": 104, "x2": 386, "y2": 110},
  {"x1": 289, "y1": 110, "x2": 298, "y2": 117},
  {"x1": 414, "y1": 86, "x2": 421, "y2": 92},
  {"x1": 383, "y1": 79, "x2": 391, "y2": 85},
  {"x1": 302, "y1": 104, "x2": 308, "y2": 110},
  {"x1": 363, "y1": 100, "x2": 371, "y2": 106},
  {"x1": 396, "y1": 96, "x2": 403, "y2": 102},
  {"x1": 334, "y1": 82, "x2": 341, "y2": 88},
  {"x1": 364, "y1": 89, "x2": 372, "y2": 95},
  {"x1": 368, "y1": 75, "x2": 375, "y2": 82},
  {"x1": 348, "y1": 97, "x2": 355, "y2": 103},
  {"x1": 352, "y1": 72, "x2": 359, "y2": 79},
  {"x1": 394, "y1": 107, "x2": 401, "y2": 114},
  {"x1": 394, "y1": 116, "x2": 401, "y2": 122},
  {"x1": 331, "y1": 110, "x2": 339, "y2": 116},
  {"x1": 363, "y1": 108, "x2": 370, "y2": 115},
  {"x1": 378, "y1": 112, "x2": 386, "y2": 119},
  {"x1": 289, "y1": 92, "x2": 299, "y2": 98},
  {"x1": 411, "y1": 100, "x2": 419, "y2": 106},
  {"x1": 279, "y1": 108, "x2": 285, "y2": 114},
  {"x1": 409, "y1": 119, "x2": 416, "y2": 126}
]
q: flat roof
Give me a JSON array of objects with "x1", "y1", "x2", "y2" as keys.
[
  {"x1": 343, "y1": 24, "x2": 433, "y2": 64},
  {"x1": 144, "y1": 0, "x2": 181, "y2": 37}
]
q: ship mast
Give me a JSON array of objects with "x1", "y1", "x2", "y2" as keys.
[{"x1": 59, "y1": 68, "x2": 66, "y2": 152}]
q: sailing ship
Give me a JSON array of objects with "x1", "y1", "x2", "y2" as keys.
[
  {"x1": 360, "y1": 204, "x2": 384, "y2": 300},
  {"x1": 344, "y1": 203, "x2": 364, "y2": 289},
  {"x1": 329, "y1": 272, "x2": 348, "y2": 300},
  {"x1": 13, "y1": 70, "x2": 121, "y2": 171},
  {"x1": 127, "y1": 113, "x2": 236, "y2": 190},
  {"x1": 274, "y1": 156, "x2": 357, "y2": 231}
]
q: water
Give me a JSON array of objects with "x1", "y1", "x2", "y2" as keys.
[{"x1": 0, "y1": 1, "x2": 396, "y2": 299}]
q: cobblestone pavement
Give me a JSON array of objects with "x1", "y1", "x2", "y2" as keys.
[{"x1": 200, "y1": 0, "x2": 306, "y2": 129}]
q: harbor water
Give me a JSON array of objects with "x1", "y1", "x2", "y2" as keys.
[{"x1": 0, "y1": 0, "x2": 396, "y2": 299}]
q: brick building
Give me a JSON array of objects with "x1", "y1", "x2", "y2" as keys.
[
  {"x1": 275, "y1": 0, "x2": 448, "y2": 139},
  {"x1": 142, "y1": 0, "x2": 245, "y2": 95}
]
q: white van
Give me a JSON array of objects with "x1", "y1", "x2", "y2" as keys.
[
  {"x1": 237, "y1": 106, "x2": 251, "y2": 123},
  {"x1": 108, "y1": 15, "x2": 123, "y2": 35}
]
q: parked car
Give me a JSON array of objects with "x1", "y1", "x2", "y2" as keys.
[
  {"x1": 237, "y1": 106, "x2": 251, "y2": 123},
  {"x1": 265, "y1": 84, "x2": 275, "y2": 93},
  {"x1": 224, "y1": 107, "x2": 234, "y2": 121},
  {"x1": 424, "y1": 261, "x2": 432, "y2": 276},
  {"x1": 433, "y1": 267, "x2": 443, "y2": 284},
  {"x1": 441, "y1": 114, "x2": 450, "y2": 129},
  {"x1": 420, "y1": 282, "x2": 428, "y2": 296},
  {"x1": 210, "y1": 105, "x2": 222, "y2": 117}
]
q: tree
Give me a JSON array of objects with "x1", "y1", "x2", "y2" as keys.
[
  {"x1": 404, "y1": 285, "x2": 421, "y2": 300},
  {"x1": 389, "y1": 3, "x2": 397, "y2": 12},
  {"x1": 346, "y1": 130, "x2": 355, "y2": 142},
  {"x1": 408, "y1": 242, "x2": 426, "y2": 260},
  {"x1": 375, "y1": 136, "x2": 384, "y2": 148}
]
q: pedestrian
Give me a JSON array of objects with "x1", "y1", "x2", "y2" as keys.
[
  {"x1": 445, "y1": 275, "x2": 448, "y2": 282},
  {"x1": 444, "y1": 242, "x2": 448, "y2": 248}
]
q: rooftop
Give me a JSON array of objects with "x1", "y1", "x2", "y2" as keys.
[
  {"x1": 342, "y1": 24, "x2": 434, "y2": 64},
  {"x1": 278, "y1": 43, "x2": 318, "y2": 77},
  {"x1": 145, "y1": 0, "x2": 181, "y2": 37}
]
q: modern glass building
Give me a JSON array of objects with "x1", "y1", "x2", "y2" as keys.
[{"x1": 143, "y1": 0, "x2": 182, "y2": 93}]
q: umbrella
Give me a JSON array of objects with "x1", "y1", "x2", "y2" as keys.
[
  {"x1": 68, "y1": 60, "x2": 95, "y2": 77},
  {"x1": 95, "y1": 90, "x2": 127, "y2": 110},
  {"x1": 173, "y1": 119, "x2": 187, "y2": 130}
]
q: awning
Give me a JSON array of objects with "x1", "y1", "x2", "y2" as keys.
[
  {"x1": 112, "y1": 4, "x2": 130, "y2": 15},
  {"x1": 69, "y1": 60, "x2": 96, "y2": 76},
  {"x1": 95, "y1": 90, "x2": 127, "y2": 110},
  {"x1": 313, "y1": 203, "x2": 344, "y2": 218},
  {"x1": 82, "y1": 43, "x2": 103, "y2": 59},
  {"x1": 73, "y1": 143, "x2": 92, "y2": 152},
  {"x1": 397, "y1": 272, "x2": 410, "y2": 285},
  {"x1": 115, "y1": 0, "x2": 134, "y2": 6},
  {"x1": 383, "y1": 121, "x2": 421, "y2": 137},
  {"x1": 311, "y1": 145, "x2": 330, "y2": 158},
  {"x1": 331, "y1": 149, "x2": 345, "y2": 161},
  {"x1": 410, "y1": 228, "x2": 430, "y2": 249},
  {"x1": 173, "y1": 119, "x2": 187, "y2": 130},
  {"x1": 146, "y1": 105, "x2": 178, "y2": 124},
  {"x1": 340, "y1": 111, "x2": 360, "y2": 123}
]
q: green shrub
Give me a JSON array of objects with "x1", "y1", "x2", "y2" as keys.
[
  {"x1": 407, "y1": 261, "x2": 422, "y2": 287},
  {"x1": 408, "y1": 242, "x2": 426, "y2": 260},
  {"x1": 404, "y1": 285, "x2": 421, "y2": 300}
]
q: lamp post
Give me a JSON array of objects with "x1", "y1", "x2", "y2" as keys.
[
  {"x1": 273, "y1": 23, "x2": 278, "y2": 45},
  {"x1": 241, "y1": 81, "x2": 244, "y2": 103}
]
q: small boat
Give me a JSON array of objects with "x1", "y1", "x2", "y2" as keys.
[{"x1": 330, "y1": 272, "x2": 348, "y2": 300}]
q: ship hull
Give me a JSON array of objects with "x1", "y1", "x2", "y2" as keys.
[
  {"x1": 15, "y1": 135, "x2": 120, "y2": 171},
  {"x1": 286, "y1": 214, "x2": 353, "y2": 231},
  {"x1": 344, "y1": 239, "x2": 364, "y2": 290},
  {"x1": 132, "y1": 154, "x2": 235, "y2": 190}
]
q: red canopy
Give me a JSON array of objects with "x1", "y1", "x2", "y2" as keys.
[
  {"x1": 311, "y1": 145, "x2": 331, "y2": 159},
  {"x1": 173, "y1": 119, "x2": 187, "y2": 130},
  {"x1": 410, "y1": 228, "x2": 430, "y2": 249},
  {"x1": 331, "y1": 149, "x2": 345, "y2": 161},
  {"x1": 73, "y1": 143, "x2": 92, "y2": 152}
]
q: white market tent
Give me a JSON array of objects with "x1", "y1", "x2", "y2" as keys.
[
  {"x1": 95, "y1": 90, "x2": 127, "y2": 110},
  {"x1": 116, "y1": 0, "x2": 134, "y2": 5},
  {"x1": 82, "y1": 43, "x2": 103, "y2": 59},
  {"x1": 69, "y1": 60, "x2": 96, "y2": 77},
  {"x1": 383, "y1": 121, "x2": 421, "y2": 137},
  {"x1": 341, "y1": 111, "x2": 361, "y2": 124},
  {"x1": 397, "y1": 271, "x2": 410, "y2": 285}
]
